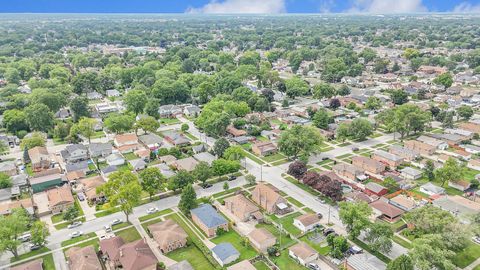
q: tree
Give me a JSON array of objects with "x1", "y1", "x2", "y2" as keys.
[
  {"x1": 135, "y1": 116, "x2": 160, "y2": 134},
  {"x1": 387, "y1": 255, "x2": 414, "y2": 270},
  {"x1": 410, "y1": 234, "x2": 455, "y2": 270},
  {"x1": 63, "y1": 206, "x2": 79, "y2": 224},
  {"x1": 403, "y1": 48, "x2": 420, "y2": 60},
  {"x1": 245, "y1": 174, "x2": 256, "y2": 185},
  {"x1": 213, "y1": 138, "x2": 230, "y2": 157},
  {"x1": 285, "y1": 77, "x2": 309, "y2": 98},
  {"x1": 169, "y1": 170, "x2": 194, "y2": 191},
  {"x1": 181, "y1": 123, "x2": 189, "y2": 132},
  {"x1": 376, "y1": 104, "x2": 431, "y2": 140},
  {"x1": 391, "y1": 90, "x2": 409, "y2": 105},
  {"x1": 403, "y1": 205, "x2": 456, "y2": 235},
  {"x1": 3, "y1": 110, "x2": 28, "y2": 134},
  {"x1": 383, "y1": 177, "x2": 400, "y2": 192},
  {"x1": 337, "y1": 85, "x2": 351, "y2": 96},
  {"x1": 457, "y1": 105, "x2": 474, "y2": 120},
  {"x1": 287, "y1": 161, "x2": 308, "y2": 179},
  {"x1": 124, "y1": 89, "x2": 147, "y2": 115},
  {"x1": 365, "y1": 223, "x2": 393, "y2": 254},
  {"x1": 0, "y1": 173, "x2": 12, "y2": 189},
  {"x1": 139, "y1": 167, "x2": 165, "y2": 200},
  {"x1": 193, "y1": 161, "x2": 212, "y2": 185},
  {"x1": 223, "y1": 145, "x2": 245, "y2": 161},
  {"x1": 25, "y1": 104, "x2": 54, "y2": 132},
  {"x1": 71, "y1": 117, "x2": 96, "y2": 143},
  {"x1": 0, "y1": 208, "x2": 30, "y2": 258},
  {"x1": 104, "y1": 113, "x2": 135, "y2": 133},
  {"x1": 327, "y1": 234, "x2": 349, "y2": 259},
  {"x1": 313, "y1": 83, "x2": 336, "y2": 99},
  {"x1": 178, "y1": 184, "x2": 197, "y2": 215},
  {"x1": 212, "y1": 159, "x2": 241, "y2": 176},
  {"x1": 433, "y1": 73, "x2": 453, "y2": 88},
  {"x1": 373, "y1": 58, "x2": 389, "y2": 74},
  {"x1": 312, "y1": 109, "x2": 331, "y2": 130},
  {"x1": 329, "y1": 98, "x2": 341, "y2": 110},
  {"x1": 349, "y1": 118, "x2": 373, "y2": 141},
  {"x1": 145, "y1": 98, "x2": 161, "y2": 119},
  {"x1": 424, "y1": 160, "x2": 435, "y2": 181},
  {"x1": 365, "y1": 96, "x2": 382, "y2": 110},
  {"x1": 223, "y1": 182, "x2": 229, "y2": 191},
  {"x1": 278, "y1": 125, "x2": 323, "y2": 159},
  {"x1": 30, "y1": 221, "x2": 50, "y2": 247},
  {"x1": 20, "y1": 132, "x2": 45, "y2": 150},
  {"x1": 70, "y1": 96, "x2": 90, "y2": 122},
  {"x1": 97, "y1": 171, "x2": 142, "y2": 222},
  {"x1": 336, "y1": 123, "x2": 350, "y2": 142},
  {"x1": 338, "y1": 201, "x2": 372, "y2": 239},
  {"x1": 435, "y1": 157, "x2": 463, "y2": 187}
]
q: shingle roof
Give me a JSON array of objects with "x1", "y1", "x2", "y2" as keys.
[
  {"x1": 211, "y1": 243, "x2": 240, "y2": 262},
  {"x1": 191, "y1": 204, "x2": 227, "y2": 228}
]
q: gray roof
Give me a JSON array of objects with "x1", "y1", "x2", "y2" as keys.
[
  {"x1": 101, "y1": 165, "x2": 117, "y2": 174},
  {"x1": 0, "y1": 188, "x2": 12, "y2": 201},
  {"x1": 347, "y1": 253, "x2": 386, "y2": 270},
  {"x1": 11, "y1": 174, "x2": 27, "y2": 187},
  {"x1": 191, "y1": 204, "x2": 227, "y2": 229},
  {"x1": 193, "y1": 152, "x2": 216, "y2": 165},
  {"x1": 129, "y1": 159, "x2": 146, "y2": 169},
  {"x1": 365, "y1": 182, "x2": 386, "y2": 193},
  {"x1": 87, "y1": 142, "x2": 112, "y2": 153},
  {"x1": 400, "y1": 167, "x2": 422, "y2": 176},
  {"x1": 420, "y1": 182, "x2": 445, "y2": 194},
  {"x1": 106, "y1": 89, "x2": 120, "y2": 96},
  {"x1": 65, "y1": 144, "x2": 87, "y2": 153},
  {"x1": 192, "y1": 144, "x2": 208, "y2": 153},
  {"x1": 0, "y1": 161, "x2": 15, "y2": 172},
  {"x1": 374, "y1": 150, "x2": 403, "y2": 162},
  {"x1": 211, "y1": 243, "x2": 240, "y2": 262},
  {"x1": 139, "y1": 133, "x2": 163, "y2": 146},
  {"x1": 65, "y1": 161, "x2": 88, "y2": 172}
]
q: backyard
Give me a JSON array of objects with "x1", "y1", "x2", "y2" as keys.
[{"x1": 211, "y1": 230, "x2": 258, "y2": 261}]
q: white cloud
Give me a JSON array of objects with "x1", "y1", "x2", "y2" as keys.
[
  {"x1": 453, "y1": 2, "x2": 480, "y2": 13},
  {"x1": 187, "y1": 0, "x2": 286, "y2": 14},
  {"x1": 347, "y1": 0, "x2": 428, "y2": 13}
]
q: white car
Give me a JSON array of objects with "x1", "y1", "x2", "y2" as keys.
[
  {"x1": 111, "y1": 219, "x2": 122, "y2": 226},
  {"x1": 18, "y1": 233, "x2": 31, "y2": 242},
  {"x1": 472, "y1": 236, "x2": 480, "y2": 245},
  {"x1": 147, "y1": 207, "x2": 159, "y2": 214},
  {"x1": 69, "y1": 231, "x2": 83, "y2": 239},
  {"x1": 104, "y1": 225, "x2": 112, "y2": 233},
  {"x1": 67, "y1": 221, "x2": 83, "y2": 229}
]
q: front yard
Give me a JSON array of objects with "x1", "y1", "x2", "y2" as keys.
[
  {"x1": 452, "y1": 242, "x2": 480, "y2": 268},
  {"x1": 270, "y1": 250, "x2": 308, "y2": 270},
  {"x1": 116, "y1": 227, "x2": 141, "y2": 243}
]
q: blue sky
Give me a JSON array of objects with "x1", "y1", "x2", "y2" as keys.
[{"x1": 1, "y1": 0, "x2": 479, "y2": 13}]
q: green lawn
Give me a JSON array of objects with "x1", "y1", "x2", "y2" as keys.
[
  {"x1": 10, "y1": 247, "x2": 50, "y2": 263},
  {"x1": 212, "y1": 230, "x2": 258, "y2": 261},
  {"x1": 159, "y1": 117, "x2": 180, "y2": 125},
  {"x1": 138, "y1": 208, "x2": 174, "y2": 222},
  {"x1": 112, "y1": 221, "x2": 132, "y2": 231},
  {"x1": 123, "y1": 152, "x2": 137, "y2": 161},
  {"x1": 352, "y1": 238, "x2": 390, "y2": 263},
  {"x1": 255, "y1": 222, "x2": 296, "y2": 249},
  {"x1": 61, "y1": 232, "x2": 96, "y2": 247},
  {"x1": 54, "y1": 217, "x2": 86, "y2": 229},
  {"x1": 286, "y1": 196, "x2": 304, "y2": 208},
  {"x1": 263, "y1": 153, "x2": 287, "y2": 163},
  {"x1": 243, "y1": 150, "x2": 266, "y2": 165},
  {"x1": 392, "y1": 235, "x2": 412, "y2": 249},
  {"x1": 300, "y1": 233, "x2": 330, "y2": 255},
  {"x1": 167, "y1": 244, "x2": 215, "y2": 270},
  {"x1": 183, "y1": 131, "x2": 198, "y2": 141},
  {"x1": 271, "y1": 212, "x2": 303, "y2": 237},
  {"x1": 116, "y1": 227, "x2": 141, "y2": 243},
  {"x1": 254, "y1": 261, "x2": 271, "y2": 270},
  {"x1": 270, "y1": 250, "x2": 307, "y2": 270},
  {"x1": 452, "y1": 242, "x2": 480, "y2": 268},
  {"x1": 271, "y1": 159, "x2": 289, "y2": 166},
  {"x1": 94, "y1": 206, "x2": 122, "y2": 217}
]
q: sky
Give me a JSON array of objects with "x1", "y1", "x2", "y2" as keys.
[{"x1": 1, "y1": 0, "x2": 480, "y2": 14}]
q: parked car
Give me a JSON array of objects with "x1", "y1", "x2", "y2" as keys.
[
  {"x1": 323, "y1": 228, "x2": 335, "y2": 237},
  {"x1": 67, "y1": 221, "x2": 82, "y2": 229},
  {"x1": 228, "y1": 175, "x2": 237, "y2": 181},
  {"x1": 308, "y1": 263, "x2": 320, "y2": 270},
  {"x1": 18, "y1": 233, "x2": 31, "y2": 242},
  {"x1": 77, "y1": 193, "x2": 85, "y2": 201},
  {"x1": 147, "y1": 207, "x2": 159, "y2": 214},
  {"x1": 352, "y1": 147, "x2": 359, "y2": 152},
  {"x1": 348, "y1": 245, "x2": 363, "y2": 254},
  {"x1": 104, "y1": 225, "x2": 112, "y2": 233},
  {"x1": 69, "y1": 231, "x2": 83, "y2": 238},
  {"x1": 202, "y1": 183, "x2": 213, "y2": 189},
  {"x1": 317, "y1": 213, "x2": 323, "y2": 219},
  {"x1": 472, "y1": 236, "x2": 480, "y2": 245},
  {"x1": 29, "y1": 243, "x2": 44, "y2": 251},
  {"x1": 111, "y1": 219, "x2": 122, "y2": 226}
]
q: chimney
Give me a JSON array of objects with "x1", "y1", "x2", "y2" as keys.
[{"x1": 119, "y1": 248, "x2": 123, "y2": 257}]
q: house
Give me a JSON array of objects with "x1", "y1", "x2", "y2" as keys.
[
  {"x1": 55, "y1": 108, "x2": 71, "y2": 120},
  {"x1": 365, "y1": 182, "x2": 388, "y2": 196},
  {"x1": 106, "y1": 89, "x2": 120, "y2": 97},
  {"x1": 388, "y1": 145, "x2": 419, "y2": 161},
  {"x1": 448, "y1": 180, "x2": 471, "y2": 192},
  {"x1": 372, "y1": 150, "x2": 404, "y2": 168},
  {"x1": 47, "y1": 185, "x2": 74, "y2": 214},
  {"x1": 150, "y1": 163, "x2": 176, "y2": 178},
  {"x1": 251, "y1": 141, "x2": 277, "y2": 157},
  {"x1": 193, "y1": 152, "x2": 216, "y2": 166},
  {"x1": 148, "y1": 219, "x2": 188, "y2": 253},
  {"x1": 404, "y1": 140, "x2": 436, "y2": 155},
  {"x1": 78, "y1": 175, "x2": 105, "y2": 203},
  {"x1": 247, "y1": 228, "x2": 276, "y2": 253},
  {"x1": 158, "y1": 105, "x2": 182, "y2": 118},
  {"x1": 0, "y1": 161, "x2": 16, "y2": 176},
  {"x1": 87, "y1": 91, "x2": 103, "y2": 100},
  {"x1": 419, "y1": 182, "x2": 445, "y2": 196},
  {"x1": 433, "y1": 195, "x2": 480, "y2": 219},
  {"x1": 134, "y1": 148, "x2": 150, "y2": 161},
  {"x1": 192, "y1": 144, "x2": 208, "y2": 154},
  {"x1": 30, "y1": 173, "x2": 65, "y2": 193},
  {"x1": 129, "y1": 159, "x2": 146, "y2": 171},
  {"x1": 87, "y1": 143, "x2": 112, "y2": 159},
  {"x1": 11, "y1": 259, "x2": 44, "y2": 270},
  {"x1": 28, "y1": 146, "x2": 51, "y2": 172},
  {"x1": 224, "y1": 194, "x2": 262, "y2": 222},
  {"x1": 226, "y1": 126, "x2": 247, "y2": 137},
  {"x1": 293, "y1": 213, "x2": 321, "y2": 233},
  {"x1": 61, "y1": 144, "x2": 88, "y2": 164},
  {"x1": 0, "y1": 188, "x2": 14, "y2": 202},
  {"x1": 160, "y1": 155, "x2": 177, "y2": 165},
  {"x1": 344, "y1": 253, "x2": 387, "y2": 270},
  {"x1": 369, "y1": 199, "x2": 405, "y2": 222},
  {"x1": 106, "y1": 153, "x2": 125, "y2": 166},
  {"x1": 468, "y1": 159, "x2": 480, "y2": 170},
  {"x1": 101, "y1": 165, "x2": 117, "y2": 176},
  {"x1": 389, "y1": 194, "x2": 417, "y2": 211},
  {"x1": 173, "y1": 157, "x2": 199, "y2": 172},
  {"x1": 163, "y1": 130, "x2": 190, "y2": 146},
  {"x1": 231, "y1": 136, "x2": 251, "y2": 145},
  {"x1": 332, "y1": 163, "x2": 366, "y2": 181},
  {"x1": 459, "y1": 122, "x2": 480, "y2": 134},
  {"x1": 288, "y1": 242, "x2": 318, "y2": 266},
  {"x1": 66, "y1": 171, "x2": 86, "y2": 183},
  {"x1": 114, "y1": 134, "x2": 139, "y2": 153},
  {"x1": 65, "y1": 245, "x2": 102, "y2": 270},
  {"x1": 227, "y1": 260, "x2": 257, "y2": 270},
  {"x1": 400, "y1": 167, "x2": 423, "y2": 180},
  {"x1": 191, "y1": 204, "x2": 229, "y2": 237},
  {"x1": 100, "y1": 238, "x2": 157, "y2": 270},
  {"x1": 95, "y1": 102, "x2": 120, "y2": 114},
  {"x1": 139, "y1": 133, "x2": 163, "y2": 150},
  {"x1": 461, "y1": 144, "x2": 480, "y2": 154},
  {"x1": 65, "y1": 161, "x2": 89, "y2": 174},
  {"x1": 251, "y1": 183, "x2": 289, "y2": 215},
  {"x1": 183, "y1": 105, "x2": 201, "y2": 117},
  {"x1": 211, "y1": 243, "x2": 240, "y2": 266},
  {"x1": 352, "y1": 156, "x2": 385, "y2": 174}
]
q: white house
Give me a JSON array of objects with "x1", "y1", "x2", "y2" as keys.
[
  {"x1": 293, "y1": 213, "x2": 321, "y2": 233},
  {"x1": 288, "y1": 242, "x2": 318, "y2": 266},
  {"x1": 399, "y1": 167, "x2": 423, "y2": 180},
  {"x1": 419, "y1": 182, "x2": 445, "y2": 196}
]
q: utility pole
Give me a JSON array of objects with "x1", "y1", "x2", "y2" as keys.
[
  {"x1": 260, "y1": 164, "x2": 263, "y2": 182},
  {"x1": 328, "y1": 205, "x2": 331, "y2": 225}
]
